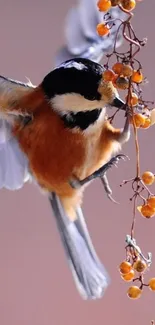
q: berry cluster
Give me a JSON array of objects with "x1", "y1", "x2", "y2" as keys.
[
  {"x1": 132, "y1": 113, "x2": 151, "y2": 129},
  {"x1": 103, "y1": 62, "x2": 143, "y2": 91},
  {"x1": 95, "y1": 0, "x2": 155, "y2": 300},
  {"x1": 119, "y1": 257, "x2": 155, "y2": 299},
  {"x1": 97, "y1": 0, "x2": 136, "y2": 18},
  {"x1": 96, "y1": 0, "x2": 154, "y2": 128},
  {"x1": 97, "y1": 0, "x2": 136, "y2": 37},
  {"x1": 121, "y1": 171, "x2": 155, "y2": 219},
  {"x1": 137, "y1": 173, "x2": 155, "y2": 218}
]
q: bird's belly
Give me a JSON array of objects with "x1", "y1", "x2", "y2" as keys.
[
  {"x1": 74, "y1": 138, "x2": 99, "y2": 179},
  {"x1": 14, "y1": 121, "x2": 86, "y2": 194},
  {"x1": 74, "y1": 135, "x2": 121, "y2": 180},
  {"x1": 14, "y1": 111, "x2": 121, "y2": 194}
]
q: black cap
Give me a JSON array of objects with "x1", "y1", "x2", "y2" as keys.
[{"x1": 42, "y1": 58, "x2": 104, "y2": 101}]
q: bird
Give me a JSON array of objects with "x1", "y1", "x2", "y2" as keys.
[{"x1": 0, "y1": 0, "x2": 129, "y2": 300}]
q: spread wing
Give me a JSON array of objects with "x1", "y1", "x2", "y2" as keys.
[
  {"x1": 0, "y1": 76, "x2": 35, "y2": 190},
  {"x1": 56, "y1": 0, "x2": 127, "y2": 65}
]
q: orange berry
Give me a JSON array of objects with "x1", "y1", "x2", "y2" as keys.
[
  {"x1": 122, "y1": 64, "x2": 133, "y2": 77},
  {"x1": 141, "y1": 117, "x2": 151, "y2": 129},
  {"x1": 96, "y1": 23, "x2": 110, "y2": 36},
  {"x1": 127, "y1": 286, "x2": 142, "y2": 299},
  {"x1": 116, "y1": 76, "x2": 129, "y2": 90},
  {"x1": 132, "y1": 113, "x2": 146, "y2": 128},
  {"x1": 149, "y1": 278, "x2": 155, "y2": 291},
  {"x1": 111, "y1": 0, "x2": 120, "y2": 5},
  {"x1": 140, "y1": 204, "x2": 155, "y2": 218},
  {"x1": 119, "y1": 261, "x2": 132, "y2": 274},
  {"x1": 147, "y1": 196, "x2": 155, "y2": 209},
  {"x1": 142, "y1": 171, "x2": 155, "y2": 185},
  {"x1": 97, "y1": 0, "x2": 111, "y2": 11},
  {"x1": 133, "y1": 259, "x2": 147, "y2": 273},
  {"x1": 132, "y1": 70, "x2": 143, "y2": 83},
  {"x1": 112, "y1": 62, "x2": 123, "y2": 75},
  {"x1": 103, "y1": 69, "x2": 116, "y2": 81},
  {"x1": 120, "y1": 0, "x2": 136, "y2": 11},
  {"x1": 126, "y1": 93, "x2": 138, "y2": 106},
  {"x1": 121, "y1": 269, "x2": 135, "y2": 282},
  {"x1": 112, "y1": 74, "x2": 119, "y2": 88}
]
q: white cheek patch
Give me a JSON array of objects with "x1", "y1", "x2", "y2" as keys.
[{"x1": 51, "y1": 93, "x2": 105, "y2": 113}]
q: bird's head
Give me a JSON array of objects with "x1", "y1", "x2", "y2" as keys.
[{"x1": 41, "y1": 58, "x2": 125, "y2": 115}]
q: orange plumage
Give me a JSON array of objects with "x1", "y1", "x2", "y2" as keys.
[{"x1": 10, "y1": 87, "x2": 124, "y2": 220}]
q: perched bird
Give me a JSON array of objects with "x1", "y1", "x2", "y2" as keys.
[{"x1": 0, "y1": 0, "x2": 129, "y2": 300}]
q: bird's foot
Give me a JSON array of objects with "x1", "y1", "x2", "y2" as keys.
[{"x1": 69, "y1": 154, "x2": 129, "y2": 196}]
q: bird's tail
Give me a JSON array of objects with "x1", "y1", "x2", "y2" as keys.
[{"x1": 49, "y1": 193, "x2": 110, "y2": 300}]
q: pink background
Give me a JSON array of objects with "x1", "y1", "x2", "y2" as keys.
[{"x1": 0, "y1": 1, "x2": 155, "y2": 324}]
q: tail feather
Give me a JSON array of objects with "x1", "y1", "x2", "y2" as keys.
[{"x1": 49, "y1": 193, "x2": 110, "y2": 300}]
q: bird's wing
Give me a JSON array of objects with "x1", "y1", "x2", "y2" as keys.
[
  {"x1": 56, "y1": 0, "x2": 127, "y2": 65},
  {"x1": 0, "y1": 76, "x2": 35, "y2": 190}
]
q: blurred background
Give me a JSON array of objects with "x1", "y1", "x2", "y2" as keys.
[{"x1": 0, "y1": 0, "x2": 155, "y2": 324}]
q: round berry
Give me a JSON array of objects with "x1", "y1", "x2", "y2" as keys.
[
  {"x1": 147, "y1": 196, "x2": 155, "y2": 209},
  {"x1": 96, "y1": 23, "x2": 110, "y2": 36},
  {"x1": 142, "y1": 171, "x2": 155, "y2": 185},
  {"x1": 97, "y1": 0, "x2": 111, "y2": 11},
  {"x1": 149, "y1": 278, "x2": 155, "y2": 291},
  {"x1": 140, "y1": 204, "x2": 155, "y2": 218},
  {"x1": 126, "y1": 93, "x2": 138, "y2": 106},
  {"x1": 119, "y1": 261, "x2": 132, "y2": 274},
  {"x1": 122, "y1": 64, "x2": 133, "y2": 77},
  {"x1": 133, "y1": 259, "x2": 147, "y2": 273},
  {"x1": 132, "y1": 113, "x2": 146, "y2": 128},
  {"x1": 121, "y1": 269, "x2": 135, "y2": 282},
  {"x1": 116, "y1": 76, "x2": 129, "y2": 90},
  {"x1": 132, "y1": 70, "x2": 143, "y2": 83},
  {"x1": 141, "y1": 117, "x2": 151, "y2": 129},
  {"x1": 127, "y1": 286, "x2": 142, "y2": 299},
  {"x1": 120, "y1": 0, "x2": 136, "y2": 11},
  {"x1": 103, "y1": 69, "x2": 116, "y2": 81},
  {"x1": 112, "y1": 62, "x2": 123, "y2": 75}
]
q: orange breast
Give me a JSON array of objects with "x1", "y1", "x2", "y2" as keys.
[
  {"x1": 13, "y1": 102, "x2": 87, "y2": 195},
  {"x1": 12, "y1": 90, "x2": 121, "y2": 196}
]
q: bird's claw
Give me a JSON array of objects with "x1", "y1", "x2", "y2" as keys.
[
  {"x1": 103, "y1": 154, "x2": 129, "y2": 172},
  {"x1": 69, "y1": 154, "x2": 129, "y2": 192},
  {"x1": 107, "y1": 193, "x2": 119, "y2": 204}
]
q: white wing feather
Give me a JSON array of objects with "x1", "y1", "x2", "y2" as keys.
[
  {"x1": 0, "y1": 78, "x2": 35, "y2": 190},
  {"x1": 0, "y1": 131, "x2": 29, "y2": 190}
]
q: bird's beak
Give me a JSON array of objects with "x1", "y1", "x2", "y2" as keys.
[{"x1": 111, "y1": 97, "x2": 125, "y2": 110}]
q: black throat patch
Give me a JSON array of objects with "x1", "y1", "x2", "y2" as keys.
[{"x1": 61, "y1": 108, "x2": 102, "y2": 130}]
